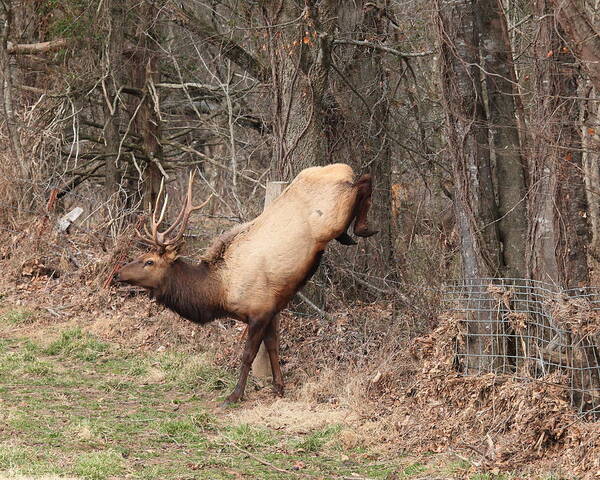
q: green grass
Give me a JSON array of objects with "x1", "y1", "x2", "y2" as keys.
[
  {"x1": 74, "y1": 450, "x2": 124, "y2": 480},
  {"x1": 0, "y1": 443, "x2": 31, "y2": 470},
  {"x1": 154, "y1": 351, "x2": 237, "y2": 392},
  {"x1": 226, "y1": 423, "x2": 278, "y2": 450},
  {"x1": 293, "y1": 424, "x2": 342, "y2": 452},
  {"x1": 0, "y1": 308, "x2": 35, "y2": 325},
  {"x1": 0, "y1": 322, "x2": 537, "y2": 480},
  {"x1": 402, "y1": 462, "x2": 427, "y2": 476},
  {"x1": 44, "y1": 327, "x2": 108, "y2": 361}
]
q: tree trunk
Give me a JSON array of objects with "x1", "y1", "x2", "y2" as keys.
[
  {"x1": 476, "y1": 0, "x2": 528, "y2": 279},
  {"x1": 582, "y1": 88, "x2": 600, "y2": 261},
  {"x1": 265, "y1": 1, "x2": 336, "y2": 180},
  {"x1": 529, "y1": 0, "x2": 590, "y2": 287},
  {"x1": 550, "y1": 0, "x2": 600, "y2": 267},
  {"x1": 102, "y1": 0, "x2": 125, "y2": 196},
  {"x1": 550, "y1": 0, "x2": 600, "y2": 94},
  {"x1": 333, "y1": 2, "x2": 394, "y2": 276},
  {"x1": 0, "y1": 1, "x2": 23, "y2": 164},
  {"x1": 437, "y1": 0, "x2": 501, "y2": 279},
  {"x1": 131, "y1": 3, "x2": 163, "y2": 207},
  {"x1": 436, "y1": 0, "x2": 502, "y2": 372}
]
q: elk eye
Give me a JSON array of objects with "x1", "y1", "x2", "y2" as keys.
[{"x1": 144, "y1": 260, "x2": 154, "y2": 267}]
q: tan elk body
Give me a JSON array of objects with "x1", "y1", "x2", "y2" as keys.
[
  {"x1": 116, "y1": 163, "x2": 376, "y2": 403},
  {"x1": 219, "y1": 164, "x2": 361, "y2": 317}
]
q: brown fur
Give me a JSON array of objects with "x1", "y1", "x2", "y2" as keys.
[
  {"x1": 115, "y1": 164, "x2": 376, "y2": 404},
  {"x1": 154, "y1": 260, "x2": 226, "y2": 325},
  {"x1": 202, "y1": 223, "x2": 248, "y2": 263}
]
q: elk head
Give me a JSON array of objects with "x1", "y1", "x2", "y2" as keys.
[{"x1": 115, "y1": 172, "x2": 211, "y2": 290}]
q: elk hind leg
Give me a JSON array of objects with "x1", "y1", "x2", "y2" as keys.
[
  {"x1": 353, "y1": 173, "x2": 378, "y2": 237},
  {"x1": 263, "y1": 315, "x2": 284, "y2": 397},
  {"x1": 224, "y1": 315, "x2": 270, "y2": 405}
]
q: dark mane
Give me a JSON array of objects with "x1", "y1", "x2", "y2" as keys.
[
  {"x1": 203, "y1": 223, "x2": 248, "y2": 262},
  {"x1": 153, "y1": 259, "x2": 225, "y2": 325}
]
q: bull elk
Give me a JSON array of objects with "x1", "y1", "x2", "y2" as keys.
[{"x1": 115, "y1": 163, "x2": 376, "y2": 404}]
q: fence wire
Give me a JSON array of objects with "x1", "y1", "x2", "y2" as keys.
[{"x1": 445, "y1": 277, "x2": 600, "y2": 419}]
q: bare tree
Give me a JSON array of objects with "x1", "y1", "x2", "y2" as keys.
[
  {"x1": 528, "y1": 0, "x2": 590, "y2": 287},
  {"x1": 263, "y1": 1, "x2": 337, "y2": 179},
  {"x1": 0, "y1": 0, "x2": 23, "y2": 164},
  {"x1": 130, "y1": 2, "x2": 163, "y2": 207},
  {"x1": 332, "y1": 2, "x2": 394, "y2": 273},
  {"x1": 550, "y1": 0, "x2": 600, "y2": 262},
  {"x1": 476, "y1": 0, "x2": 528, "y2": 278},
  {"x1": 437, "y1": 0, "x2": 501, "y2": 280},
  {"x1": 436, "y1": 0, "x2": 503, "y2": 370},
  {"x1": 101, "y1": 0, "x2": 125, "y2": 196}
]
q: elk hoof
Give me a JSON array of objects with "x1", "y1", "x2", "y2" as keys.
[
  {"x1": 273, "y1": 384, "x2": 284, "y2": 397},
  {"x1": 220, "y1": 392, "x2": 242, "y2": 408},
  {"x1": 335, "y1": 232, "x2": 357, "y2": 246},
  {"x1": 354, "y1": 228, "x2": 378, "y2": 238},
  {"x1": 220, "y1": 398, "x2": 240, "y2": 409}
]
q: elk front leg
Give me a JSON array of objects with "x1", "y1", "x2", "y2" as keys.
[
  {"x1": 262, "y1": 315, "x2": 284, "y2": 397},
  {"x1": 224, "y1": 315, "x2": 270, "y2": 405}
]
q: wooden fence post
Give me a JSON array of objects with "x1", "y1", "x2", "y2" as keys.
[{"x1": 252, "y1": 181, "x2": 288, "y2": 382}]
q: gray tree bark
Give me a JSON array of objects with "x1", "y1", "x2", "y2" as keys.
[
  {"x1": 265, "y1": 1, "x2": 336, "y2": 179},
  {"x1": 581, "y1": 88, "x2": 600, "y2": 261},
  {"x1": 102, "y1": 0, "x2": 124, "y2": 196},
  {"x1": 476, "y1": 0, "x2": 528, "y2": 279},
  {"x1": 529, "y1": 0, "x2": 590, "y2": 287},
  {"x1": 550, "y1": 0, "x2": 600, "y2": 268},
  {"x1": 0, "y1": 1, "x2": 23, "y2": 164},
  {"x1": 437, "y1": 0, "x2": 503, "y2": 372},
  {"x1": 550, "y1": 0, "x2": 600, "y2": 93},
  {"x1": 131, "y1": 2, "x2": 163, "y2": 207},
  {"x1": 437, "y1": 0, "x2": 501, "y2": 280},
  {"x1": 333, "y1": 2, "x2": 394, "y2": 273}
]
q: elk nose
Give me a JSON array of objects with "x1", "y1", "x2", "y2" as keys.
[{"x1": 113, "y1": 271, "x2": 121, "y2": 282}]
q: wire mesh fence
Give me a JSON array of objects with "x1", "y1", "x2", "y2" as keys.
[{"x1": 445, "y1": 277, "x2": 600, "y2": 419}]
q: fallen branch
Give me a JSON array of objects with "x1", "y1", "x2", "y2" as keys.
[
  {"x1": 226, "y1": 440, "x2": 299, "y2": 476},
  {"x1": 8, "y1": 38, "x2": 68, "y2": 55},
  {"x1": 297, "y1": 292, "x2": 333, "y2": 322}
]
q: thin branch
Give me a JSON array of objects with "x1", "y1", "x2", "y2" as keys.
[
  {"x1": 297, "y1": 292, "x2": 333, "y2": 321},
  {"x1": 163, "y1": 140, "x2": 266, "y2": 189},
  {"x1": 166, "y1": 2, "x2": 270, "y2": 82},
  {"x1": 333, "y1": 39, "x2": 433, "y2": 58},
  {"x1": 226, "y1": 440, "x2": 299, "y2": 476},
  {"x1": 225, "y1": 439, "x2": 376, "y2": 480}
]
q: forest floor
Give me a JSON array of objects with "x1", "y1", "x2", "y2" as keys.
[{"x1": 0, "y1": 304, "x2": 537, "y2": 480}]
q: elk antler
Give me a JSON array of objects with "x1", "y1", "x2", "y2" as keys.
[{"x1": 136, "y1": 172, "x2": 212, "y2": 251}]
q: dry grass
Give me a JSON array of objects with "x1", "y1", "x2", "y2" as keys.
[
  {"x1": 0, "y1": 477, "x2": 80, "y2": 480},
  {"x1": 228, "y1": 397, "x2": 358, "y2": 434}
]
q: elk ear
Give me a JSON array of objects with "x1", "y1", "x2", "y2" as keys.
[{"x1": 163, "y1": 245, "x2": 179, "y2": 263}]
